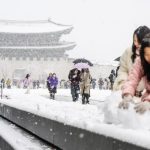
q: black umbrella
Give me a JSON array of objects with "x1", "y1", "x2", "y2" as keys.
[{"x1": 73, "y1": 58, "x2": 93, "y2": 66}]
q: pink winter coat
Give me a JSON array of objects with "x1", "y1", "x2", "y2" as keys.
[
  {"x1": 23, "y1": 78, "x2": 31, "y2": 88},
  {"x1": 122, "y1": 57, "x2": 150, "y2": 102}
]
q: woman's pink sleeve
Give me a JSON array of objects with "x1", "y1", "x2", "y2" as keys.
[{"x1": 122, "y1": 58, "x2": 143, "y2": 96}]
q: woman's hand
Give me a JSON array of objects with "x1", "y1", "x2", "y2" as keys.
[
  {"x1": 134, "y1": 101, "x2": 150, "y2": 114},
  {"x1": 118, "y1": 94, "x2": 133, "y2": 109}
]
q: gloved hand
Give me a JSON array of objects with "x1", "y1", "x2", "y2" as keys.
[
  {"x1": 118, "y1": 94, "x2": 133, "y2": 109},
  {"x1": 134, "y1": 101, "x2": 150, "y2": 114}
]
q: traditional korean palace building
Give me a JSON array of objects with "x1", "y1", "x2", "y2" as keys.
[{"x1": 0, "y1": 19, "x2": 117, "y2": 82}]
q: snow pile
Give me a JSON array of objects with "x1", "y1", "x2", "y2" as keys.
[
  {"x1": 103, "y1": 91, "x2": 122, "y2": 124},
  {"x1": 103, "y1": 91, "x2": 150, "y2": 130}
]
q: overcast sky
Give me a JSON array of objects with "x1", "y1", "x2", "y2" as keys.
[{"x1": 0, "y1": 0, "x2": 149, "y2": 62}]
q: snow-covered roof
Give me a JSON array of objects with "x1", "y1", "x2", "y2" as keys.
[
  {"x1": 0, "y1": 19, "x2": 73, "y2": 33},
  {"x1": 0, "y1": 42, "x2": 76, "y2": 49}
]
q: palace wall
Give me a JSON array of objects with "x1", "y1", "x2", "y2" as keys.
[{"x1": 0, "y1": 57, "x2": 117, "y2": 82}]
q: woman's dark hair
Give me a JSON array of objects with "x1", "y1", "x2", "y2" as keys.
[
  {"x1": 25, "y1": 74, "x2": 30, "y2": 79},
  {"x1": 81, "y1": 68, "x2": 85, "y2": 73},
  {"x1": 131, "y1": 26, "x2": 150, "y2": 63},
  {"x1": 140, "y1": 33, "x2": 150, "y2": 82}
]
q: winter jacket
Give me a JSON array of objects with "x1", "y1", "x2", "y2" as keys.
[
  {"x1": 47, "y1": 76, "x2": 52, "y2": 87},
  {"x1": 68, "y1": 69, "x2": 81, "y2": 85},
  {"x1": 49, "y1": 77, "x2": 58, "y2": 88},
  {"x1": 113, "y1": 47, "x2": 144, "y2": 92},
  {"x1": 23, "y1": 78, "x2": 31, "y2": 88},
  {"x1": 80, "y1": 72, "x2": 92, "y2": 95},
  {"x1": 122, "y1": 57, "x2": 150, "y2": 102},
  {"x1": 6, "y1": 79, "x2": 11, "y2": 86},
  {"x1": 109, "y1": 72, "x2": 115, "y2": 83}
]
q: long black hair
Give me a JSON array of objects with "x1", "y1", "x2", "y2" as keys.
[
  {"x1": 25, "y1": 74, "x2": 30, "y2": 79},
  {"x1": 131, "y1": 26, "x2": 150, "y2": 63},
  {"x1": 140, "y1": 33, "x2": 150, "y2": 82}
]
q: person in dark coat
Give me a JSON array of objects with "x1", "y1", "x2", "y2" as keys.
[
  {"x1": 109, "y1": 69, "x2": 116, "y2": 90},
  {"x1": 32, "y1": 80, "x2": 37, "y2": 89},
  {"x1": 115, "y1": 66, "x2": 120, "y2": 77},
  {"x1": 98, "y1": 78, "x2": 104, "y2": 89},
  {"x1": 68, "y1": 68, "x2": 81, "y2": 102},
  {"x1": 36, "y1": 80, "x2": 40, "y2": 89},
  {"x1": 1, "y1": 78, "x2": 5, "y2": 88},
  {"x1": 48, "y1": 73, "x2": 58, "y2": 100}
]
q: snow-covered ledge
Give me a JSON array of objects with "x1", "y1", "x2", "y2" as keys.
[
  {"x1": 0, "y1": 89, "x2": 149, "y2": 150},
  {"x1": 0, "y1": 103, "x2": 148, "y2": 150}
]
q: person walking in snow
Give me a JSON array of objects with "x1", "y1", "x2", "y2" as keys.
[
  {"x1": 98, "y1": 78, "x2": 104, "y2": 90},
  {"x1": 48, "y1": 73, "x2": 58, "y2": 100},
  {"x1": 80, "y1": 68, "x2": 92, "y2": 104},
  {"x1": 113, "y1": 26, "x2": 150, "y2": 97},
  {"x1": 91, "y1": 79, "x2": 96, "y2": 89},
  {"x1": 23, "y1": 74, "x2": 31, "y2": 94},
  {"x1": 119, "y1": 33, "x2": 150, "y2": 114},
  {"x1": 32, "y1": 80, "x2": 37, "y2": 89},
  {"x1": 6, "y1": 78, "x2": 11, "y2": 89},
  {"x1": 47, "y1": 73, "x2": 52, "y2": 93},
  {"x1": 36, "y1": 80, "x2": 40, "y2": 89},
  {"x1": 68, "y1": 68, "x2": 81, "y2": 102},
  {"x1": 1, "y1": 78, "x2": 5, "y2": 89},
  {"x1": 108, "y1": 69, "x2": 116, "y2": 90}
]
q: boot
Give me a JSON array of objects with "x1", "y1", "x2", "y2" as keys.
[
  {"x1": 53, "y1": 94, "x2": 55, "y2": 100},
  {"x1": 82, "y1": 95, "x2": 85, "y2": 104},
  {"x1": 85, "y1": 94, "x2": 90, "y2": 104},
  {"x1": 50, "y1": 93, "x2": 53, "y2": 99}
]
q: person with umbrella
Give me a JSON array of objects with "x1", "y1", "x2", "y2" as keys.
[
  {"x1": 68, "y1": 68, "x2": 81, "y2": 102},
  {"x1": 80, "y1": 68, "x2": 92, "y2": 104}
]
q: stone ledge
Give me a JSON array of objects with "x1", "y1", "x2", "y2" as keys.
[
  {"x1": 0, "y1": 136, "x2": 14, "y2": 150},
  {"x1": 0, "y1": 103, "x2": 148, "y2": 150}
]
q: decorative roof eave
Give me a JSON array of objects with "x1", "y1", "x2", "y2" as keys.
[
  {"x1": 0, "y1": 42, "x2": 76, "y2": 50},
  {"x1": 0, "y1": 19, "x2": 73, "y2": 33}
]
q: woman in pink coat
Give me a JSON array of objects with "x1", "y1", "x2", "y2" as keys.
[
  {"x1": 23, "y1": 74, "x2": 31, "y2": 94},
  {"x1": 119, "y1": 33, "x2": 150, "y2": 114}
]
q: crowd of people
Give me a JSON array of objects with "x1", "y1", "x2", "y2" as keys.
[{"x1": 0, "y1": 68, "x2": 117, "y2": 103}]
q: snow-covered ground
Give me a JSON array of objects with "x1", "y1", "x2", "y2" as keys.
[{"x1": 0, "y1": 88, "x2": 150, "y2": 149}]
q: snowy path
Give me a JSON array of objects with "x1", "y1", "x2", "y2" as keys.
[{"x1": 42, "y1": 94, "x2": 104, "y2": 106}]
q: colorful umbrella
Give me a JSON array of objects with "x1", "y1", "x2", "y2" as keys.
[{"x1": 74, "y1": 63, "x2": 90, "y2": 70}]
